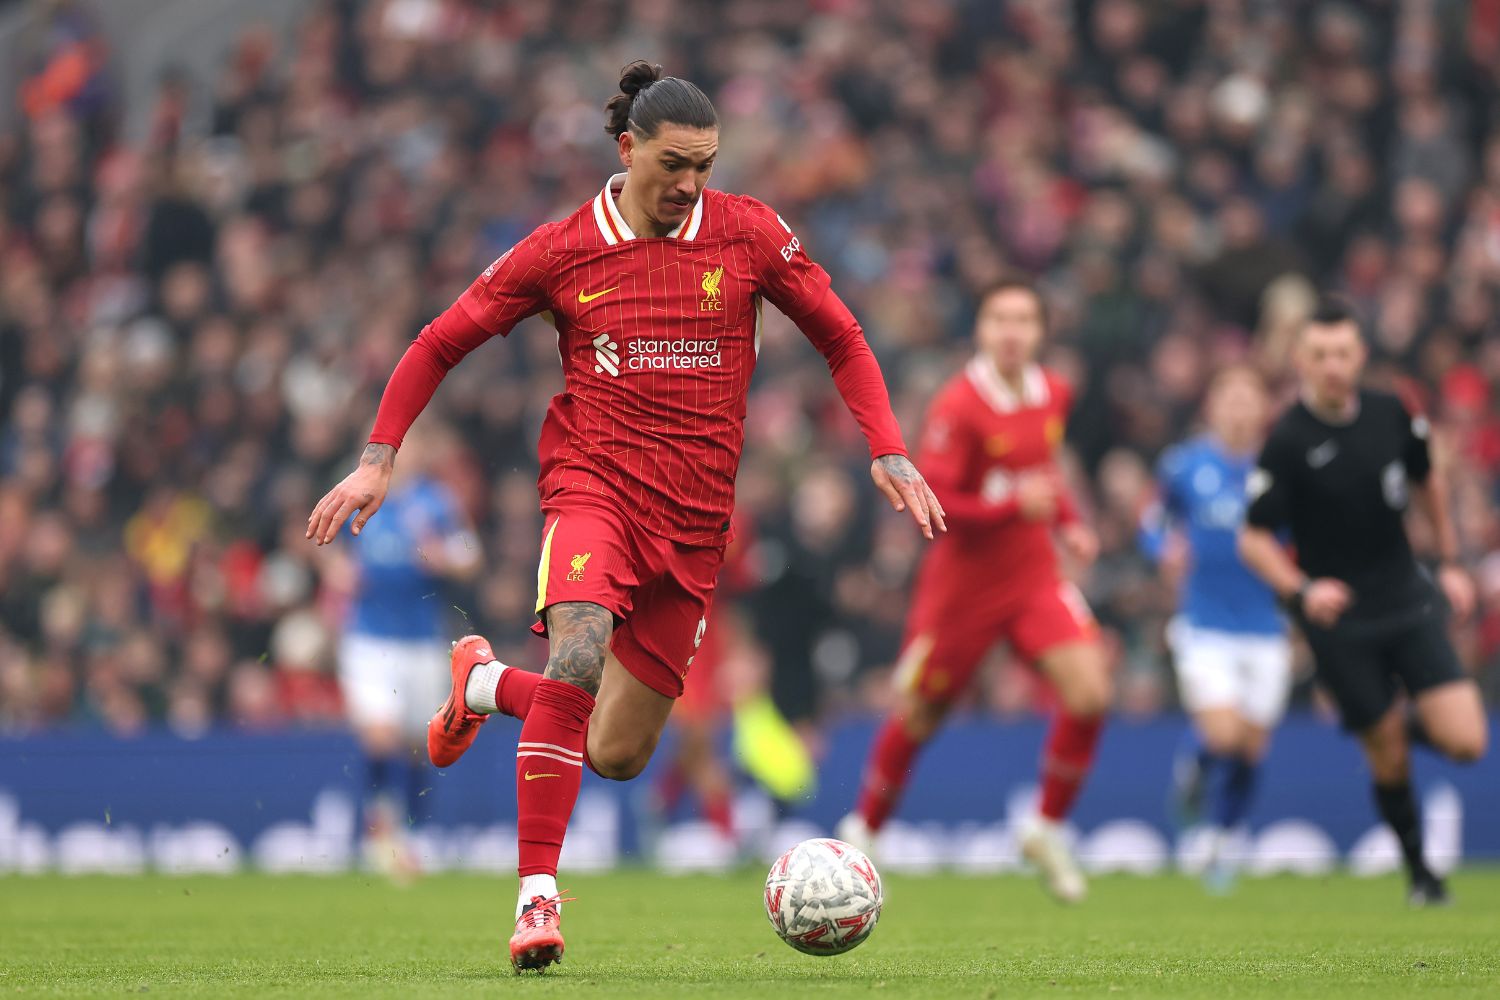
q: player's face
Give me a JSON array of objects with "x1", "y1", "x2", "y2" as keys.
[
  {"x1": 975, "y1": 288, "x2": 1044, "y2": 376},
  {"x1": 1297, "y1": 320, "x2": 1366, "y2": 405},
  {"x1": 620, "y1": 124, "x2": 718, "y2": 231},
  {"x1": 1206, "y1": 372, "x2": 1267, "y2": 442}
]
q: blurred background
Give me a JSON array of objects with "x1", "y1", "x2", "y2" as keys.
[{"x1": 0, "y1": 0, "x2": 1498, "y2": 872}]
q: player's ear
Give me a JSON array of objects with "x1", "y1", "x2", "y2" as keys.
[{"x1": 618, "y1": 130, "x2": 634, "y2": 169}]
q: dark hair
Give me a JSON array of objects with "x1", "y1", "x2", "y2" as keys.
[
  {"x1": 977, "y1": 275, "x2": 1048, "y2": 329},
  {"x1": 603, "y1": 60, "x2": 718, "y2": 141},
  {"x1": 1309, "y1": 292, "x2": 1358, "y2": 328}
]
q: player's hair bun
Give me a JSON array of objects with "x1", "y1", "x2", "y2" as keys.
[
  {"x1": 619, "y1": 59, "x2": 663, "y2": 97},
  {"x1": 605, "y1": 60, "x2": 663, "y2": 138},
  {"x1": 604, "y1": 60, "x2": 717, "y2": 140}
]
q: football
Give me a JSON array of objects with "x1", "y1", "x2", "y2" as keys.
[{"x1": 763, "y1": 838, "x2": 884, "y2": 956}]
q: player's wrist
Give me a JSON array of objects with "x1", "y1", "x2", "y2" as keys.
[{"x1": 1280, "y1": 578, "x2": 1310, "y2": 614}]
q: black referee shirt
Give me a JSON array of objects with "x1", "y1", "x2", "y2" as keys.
[{"x1": 1245, "y1": 388, "x2": 1434, "y2": 622}]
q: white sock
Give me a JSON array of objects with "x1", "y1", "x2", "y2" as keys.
[
  {"x1": 517, "y1": 873, "x2": 559, "y2": 917},
  {"x1": 464, "y1": 660, "x2": 505, "y2": 714},
  {"x1": 1027, "y1": 813, "x2": 1062, "y2": 835}
]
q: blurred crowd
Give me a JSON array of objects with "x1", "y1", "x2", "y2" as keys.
[{"x1": 2, "y1": 0, "x2": 1500, "y2": 735}]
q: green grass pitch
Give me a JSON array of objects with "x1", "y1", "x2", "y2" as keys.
[{"x1": 3, "y1": 870, "x2": 1498, "y2": 997}]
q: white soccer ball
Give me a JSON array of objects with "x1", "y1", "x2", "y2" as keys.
[{"x1": 764, "y1": 838, "x2": 883, "y2": 956}]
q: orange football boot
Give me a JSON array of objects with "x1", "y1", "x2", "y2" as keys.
[
  {"x1": 426, "y1": 634, "x2": 494, "y2": 767},
  {"x1": 510, "y1": 893, "x2": 571, "y2": 972}
]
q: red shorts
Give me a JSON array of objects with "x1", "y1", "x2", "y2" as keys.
[
  {"x1": 530, "y1": 490, "x2": 724, "y2": 699},
  {"x1": 674, "y1": 611, "x2": 728, "y2": 722},
  {"x1": 895, "y1": 577, "x2": 1097, "y2": 704}
]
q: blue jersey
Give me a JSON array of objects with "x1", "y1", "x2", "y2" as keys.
[
  {"x1": 1141, "y1": 435, "x2": 1283, "y2": 636},
  {"x1": 346, "y1": 477, "x2": 469, "y2": 640}
]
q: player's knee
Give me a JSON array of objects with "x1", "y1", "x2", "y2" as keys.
[
  {"x1": 901, "y1": 698, "x2": 949, "y2": 742},
  {"x1": 1199, "y1": 727, "x2": 1239, "y2": 758},
  {"x1": 1060, "y1": 670, "x2": 1112, "y2": 719},
  {"x1": 590, "y1": 754, "x2": 647, "y2": 781},
  {"x1": 1439, "y1": 727, "x2": 1487, "y2": 765},
  {"x1": 587, "y1": 731, "x2": 660, "y2": 781},
  {"x1": 587, "y1": 745, "x2": 650, "y2": 781},
  {"x1": 1239, "y1": 729, "x2": 1271, "y2": 762}
]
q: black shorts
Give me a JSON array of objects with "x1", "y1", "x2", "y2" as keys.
[{"x1": 1301, "y1": 607, "x2": 1466, "y2": 732}]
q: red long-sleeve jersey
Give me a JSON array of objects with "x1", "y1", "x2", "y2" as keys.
[
  {"x1": 916, "y1": 358, "x2": 1080, "y2": 592},
  {"x1": 369, "y1": 175, "x2": 907, "y2": 546}
]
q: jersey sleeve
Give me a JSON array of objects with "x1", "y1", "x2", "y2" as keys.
[
  {"x1": 917, "y1": 387, "x2": 979, "y2": 491},
  {"x1": 1400, "y1": 400, "x2": 1433, "y2": 484},
  {"x1": 1138, "y1": 446, "x2": 1186, "y2": 561},
  {"x1": 429, "y1": 483, "x2": 466, "y2": 537},
  {"x1": 1156, "y1": 446, "x2": 1189, "y2": 522},
  {"x1": 742, "y1": 198, "x2": 832, "y2": 320},
  {"x1": 1046, "y1": 377, "x2": 1082, "y2": 527},
  {"x1": 790, "y1": 289, "x2": 907, "y2": 458},
  {"x1": 917, "y1": 387, "x2": 1024, "y2": 527},
  {"x1": 1245, "y1": 429, "x2": 1294, "y2": 530},
  {"x1": 430, "y1": 484, "x2": 480, "y2": 564},
  {"x1": 456, "y1": 227, "x2": 552, "y2": 335},
  {"x1": 368, "y1": 229, "x2": 551, "y2": 449}
]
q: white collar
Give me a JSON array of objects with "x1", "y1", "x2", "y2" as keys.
[
  {"x1": 591, "y1": 172, "x2": 704, "y2": 245},
  {"x1": 966, "y1": 357, "x2": 1049, "y2": 414}
]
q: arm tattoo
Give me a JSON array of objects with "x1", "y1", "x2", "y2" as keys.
[
  {"x1": 361, "y1": 443, "x2": 396, "y2": 469},
  {"x1": 876, "y1": 453, "x2": 918, "y2": 484},
  {"x1": 543, "y1": 602, "x2": 614, "y2": 696}
]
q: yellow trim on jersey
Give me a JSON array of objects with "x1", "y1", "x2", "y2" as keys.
[
  {"x1": 892, "y1": 633, "x2": 936, "y2": 696},
  {"x1": 753, "y1": 295, "x2": 763, "y2": 356},
  {"x1": 535, "y1": 517, "x2": 560, "y2": 615}
]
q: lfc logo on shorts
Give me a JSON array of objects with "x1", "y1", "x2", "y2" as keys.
[
  {"x1": 700, "y1": 266, "x2": 724, "y2": 311},
  {"x1": 567, "y1": 552, "x2": 592, "y2": 581}
]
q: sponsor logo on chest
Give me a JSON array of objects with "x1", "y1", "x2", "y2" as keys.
[{"x1": 583, "y1": 265, "x2": 736, "y2": 377}]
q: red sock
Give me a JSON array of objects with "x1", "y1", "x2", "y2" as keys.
[
  {"x1": 703, "y1": 789, "x2": 734, "y2": 839},
  {"x1": 855, "y1": 715, "x2": 924, "y2": 831},
  {"x1": 656, "y1": 761, "x2": 686, "y2": 813},
  {"x1": 516, "y1": 679, "x2": 595, "y2": 877},
  {"x1": 1038, "y1": 711, "x2": 1104, "y2": 822},
  {"x1": 497, "y1": 666, "x2": 543, "y2": 719}
]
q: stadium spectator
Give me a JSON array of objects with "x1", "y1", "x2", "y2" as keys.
[{"x1": 0, "y1": 0, "x2": 1496, "y2": 732}]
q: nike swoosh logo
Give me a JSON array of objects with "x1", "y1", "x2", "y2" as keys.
[
  {"x1": 578, "y1": 286, "x2": 619, "y2": 304},
  {"x1": 524, "y1": 771, "x2": 561, "y2": 781}
]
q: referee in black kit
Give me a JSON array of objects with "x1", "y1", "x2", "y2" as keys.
[{"x1": 1238, "y1": 296, "x2": 1488, "y2": 906}]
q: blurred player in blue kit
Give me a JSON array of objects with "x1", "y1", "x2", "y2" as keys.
[
  {"x1": 1141, "y1": 366, "x2": 1289, "y2": 891},
  {"x1": 338, "y1": 425, "x2": 480, "y2": 877}
]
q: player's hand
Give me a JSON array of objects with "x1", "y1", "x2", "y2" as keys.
[
  {"x1": 1302, "y1": 578, "x2": 1353, "y2": 628},
  {"x1": 1438, "y1": 563, "x2": 1475, "y2": 624},
  {"x1": 306, "y1": 444, "x2": 395, "y2": 546},
  {"x1": 1058, "y1": 522, "x2": 1099, "y2": 567},
  {"x1": 871, "y1": 454, "x2": 947, "y2": 540},
  {"x1": 1015, "y1": 470, "x2": 1059, "y2": 522}
]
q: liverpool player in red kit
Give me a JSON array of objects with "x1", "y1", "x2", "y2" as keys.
[
  {"x1": 306, "y1": 62, "x2": 944, "y2": 971},
  {"x1": 838, "y1": 279, "x2": 1110, "y2": 903}
]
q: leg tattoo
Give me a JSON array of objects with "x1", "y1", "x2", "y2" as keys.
[{"x1": 543, "y1": 602, "x2": 612, "y2": 697}]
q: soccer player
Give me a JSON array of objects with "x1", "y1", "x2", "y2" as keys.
[
  {"x1": 1239, "y1": 296, "x2": 1488, "y2": 906},
  {"x1": 306, "y1": 61, "x2": 945, "y2": 970},
  {"x1": 837, "y1": 278, "x2": 1110, "y2": 904},
  {"x1": 1140, "y1": 366, "x2": 1289, "y2": 891},
  {"x1": 336, "y1": 425, "x2": 480, "y2": 880}
]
